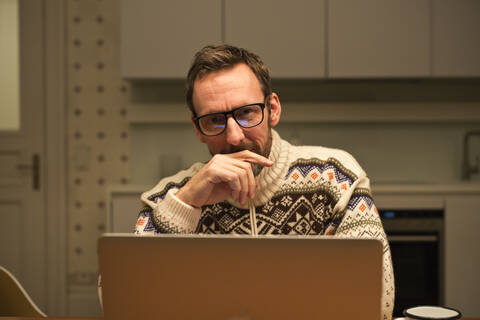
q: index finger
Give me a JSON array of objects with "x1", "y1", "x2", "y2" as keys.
[{"x1": 230, "y1": 150, "x2": 273, "y2": 166}]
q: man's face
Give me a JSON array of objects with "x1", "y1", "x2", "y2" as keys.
[{"x1": 191, "y1": 63, "x2": 281, "y2": 175}]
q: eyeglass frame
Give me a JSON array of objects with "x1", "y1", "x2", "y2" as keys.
[{"x1": 192, "y1": 95, "x2": 270, "y2": 136}]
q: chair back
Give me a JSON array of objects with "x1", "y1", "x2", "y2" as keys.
[{"x1": 0, "y1": 265, "x2": 46, "y2": 317}]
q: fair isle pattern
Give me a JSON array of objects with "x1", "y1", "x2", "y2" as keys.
[
  {"x1": 196, "y1": 190, "x2": 337, "y2": 235},
  {"x1": 194, "y1": 159, "x2": 358, "y2": 236},
  {"x1": 336, "y1": 198, "x2": 395, "y2": 320},
  {"x1": 135, "y1": 178, "x2": 190, "y2": 234},
  {"x1": 281, "y1": 158, "x2": 357, "y2": 209},
  {"x1": 285, "y1": 158, "x2": 358, "y2": 188},
  {"x1": 134, "y1": 208, "x2": 156, "y2": 234},
  {"x1": 347, "y1": 189, "x2": 375, "y2": 211}
]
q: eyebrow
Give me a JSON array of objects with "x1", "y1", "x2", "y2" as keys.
[{"x1": 197, "y1": 102, "x2": 264, "y2": 118}]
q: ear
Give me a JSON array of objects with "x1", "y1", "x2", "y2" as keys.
[
  {"x1": 191, "y1": 114, "x2": 207, "y2": 143},
  {"x1": 267, "y1": 93, "x2": 282, "y2": 127}
]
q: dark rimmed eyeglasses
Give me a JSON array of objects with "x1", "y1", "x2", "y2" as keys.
[{"x1": 193, "y1": 97, "x2": 268, "y2": 136}]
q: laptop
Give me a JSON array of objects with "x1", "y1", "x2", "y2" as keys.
[{"x1": 98, "y1": 234, "x2": 383, "y2": 320}]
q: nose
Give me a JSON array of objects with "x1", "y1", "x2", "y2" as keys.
[{"x1": 225, "y1": 116, "x2": 245, "y2": 146}]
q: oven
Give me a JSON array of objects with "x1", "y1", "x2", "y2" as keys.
[{"x1": 379, "y1": 209, "x2": 444, "y2": 318}]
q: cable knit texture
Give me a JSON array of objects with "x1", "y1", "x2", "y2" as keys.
[{"x1": 136, "y1": 130, "x2": 394, "y2": 320}]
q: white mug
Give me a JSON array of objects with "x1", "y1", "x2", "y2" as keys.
[{"x1": 401, "y1": 305, "x2": 461, "y2": 320}]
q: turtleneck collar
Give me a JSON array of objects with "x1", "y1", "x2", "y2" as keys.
[{"x1": 228, "y1": 129, "x2": 291, "y2": 208}]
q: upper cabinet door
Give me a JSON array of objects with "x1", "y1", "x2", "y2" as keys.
[
  {"x1": 432, "y1": 0, "x2": 480, "y2": 77},
  {"x1": 120, "y1": 0, "x2": 221, "y2": 79},
  {"x1": 225, "y1": 0, "x2": 326, "y2": 78},
  {"x1": 328, "y1": 0, "x2": 431, "y2": 78}
]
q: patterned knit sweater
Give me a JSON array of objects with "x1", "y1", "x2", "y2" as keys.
[{"x1": 134, "y1": 130, "x2": 394, "y2": 320}]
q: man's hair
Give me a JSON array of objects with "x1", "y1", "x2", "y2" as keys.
[{"x1": 186, "y1": 44, "x2": 272, "y2": 115}]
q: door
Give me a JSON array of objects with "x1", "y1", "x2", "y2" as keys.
[{"x1": 0, "y1": 0, "x2": 47, "y2": 311}]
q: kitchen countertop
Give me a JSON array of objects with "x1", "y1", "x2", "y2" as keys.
[
  {"x1": 372, "y1": 183, "x2": 480, "y2": 194},
  {"x1": 108, "y1": 183, "x2": 480, "y2": 195}
]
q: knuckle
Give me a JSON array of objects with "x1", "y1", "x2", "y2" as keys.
[
  {"x1": 205, "y1": 164, "x2": 217, "y2": 175},
  {"x1": 241, "y1": 161, "x2": 251, "y2": 169},
  {"x1": 240, "y1": 162, "x2": 252, "y2": 172},
  {"x1": 211, "y1": 154, "x2": 223, "y2": 163}
]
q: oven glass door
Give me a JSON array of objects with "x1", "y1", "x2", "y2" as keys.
[{"x1": 388, "y1": 233, "x2": 440, "y2": 317}]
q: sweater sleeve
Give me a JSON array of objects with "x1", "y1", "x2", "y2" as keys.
[
  {"x1": 134, "y1": 163, "x2": 204, "y2": 235},
  {"x1": 334, "y1": 180, "x2": 395, "y2": 320},
  {"x1": 134, "y1": 188, "x2": 202, "y2": 234}
]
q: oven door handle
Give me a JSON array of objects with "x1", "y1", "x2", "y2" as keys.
[{"x1": 388, "y1": 235, "x2": 438, "y2": 242}]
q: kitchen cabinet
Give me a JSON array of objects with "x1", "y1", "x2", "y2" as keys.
[
  {"x1": 120, "y1": 0, "x2": 326, "y2": 79},
  {"x1": 225, "y1": 0, "x2": 326, "y2": 78},
  {"x1": 328, "y1": 0, "x2": 431, "y2": 78},
  {"x1": 432, "y1": 0, "x2": 480, "y2": 77},
  {"x1": 120, "y1": 1, "x2": 480, "y2": 79},
  {"x1": 120, "y1": 0, "x2": 221, "y2": 79}
]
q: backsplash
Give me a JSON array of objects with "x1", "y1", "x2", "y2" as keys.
[{"x1": 131, "y1": 121, "x2": 480, "y2": 188}]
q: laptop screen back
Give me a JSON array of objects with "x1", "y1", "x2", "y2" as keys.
[{"x1": 98, "y1": 234, "x2": 382, "y2": 320}]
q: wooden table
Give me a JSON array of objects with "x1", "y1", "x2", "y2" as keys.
[{"x1": 0, "y1": 317, "x2": 480, "y2": 320}]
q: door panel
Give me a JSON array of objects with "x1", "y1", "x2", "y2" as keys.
[
  {"x1": 0, "y1": 0, "x2": 46, "y2": 311},
  {"x1": 0, "y1": 150, "x2": 23, "y2": 186},
  {"x1": 0, "y1": 202, "x2": 22, "y2": 273}
]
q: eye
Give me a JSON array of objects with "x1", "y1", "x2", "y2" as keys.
[
  {"x1": 236, "y1": 106, "x2": 261, "y2": 119},
  {"x1": 208, "y1": 115, "x2": 223, "y2": 124},
  {"x1": 239, "y1": 107, "x2": 255, "y2": 115}
]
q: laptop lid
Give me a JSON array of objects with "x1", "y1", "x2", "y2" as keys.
[{"x1": 98, "y1": 234, "x2": 383, "y2": 320}]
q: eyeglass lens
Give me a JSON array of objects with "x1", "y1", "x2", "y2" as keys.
[{"x1": 198, "y1": 104, "x2": 264, "y2": 136}]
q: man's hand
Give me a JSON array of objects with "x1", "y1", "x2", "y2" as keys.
[{"x1": 175, "y1": 150, "x2": 273, "y2": 208}]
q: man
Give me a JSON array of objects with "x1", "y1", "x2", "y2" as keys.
[{"x1": 134, "y1": 44, "x2": 394, "y2": 319}]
